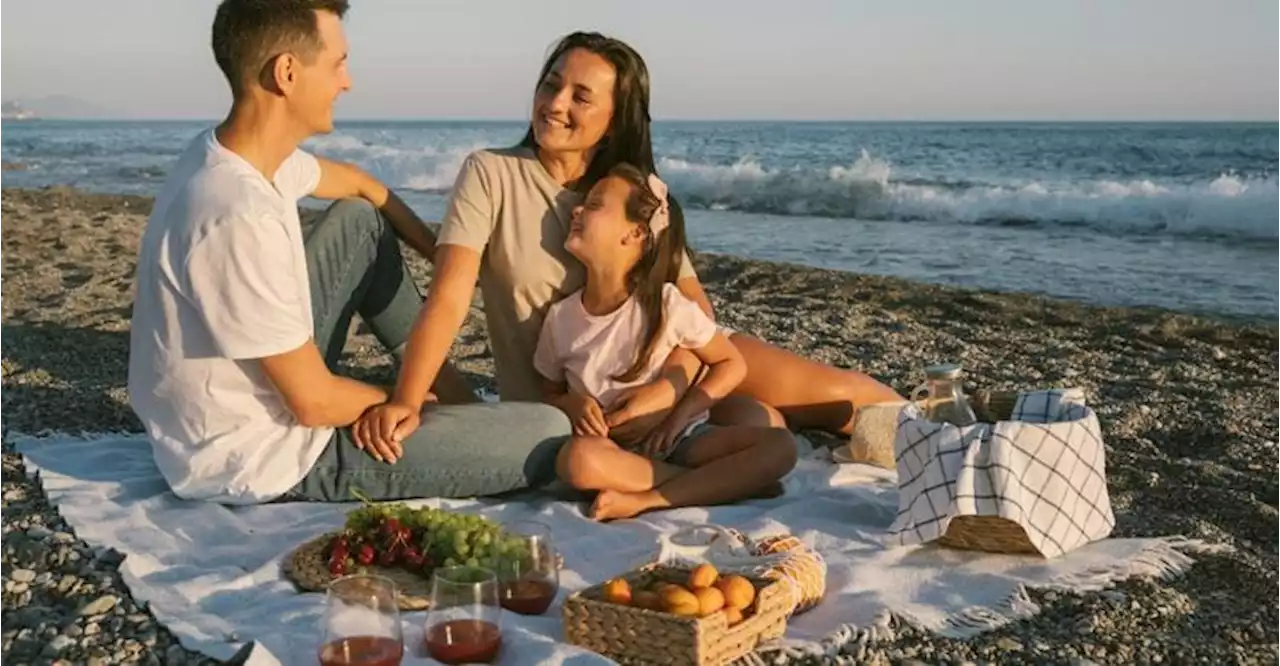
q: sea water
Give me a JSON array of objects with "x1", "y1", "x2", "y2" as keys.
[{"x1": 3, "y1": 120, "x2": 1275, "y2": 318}]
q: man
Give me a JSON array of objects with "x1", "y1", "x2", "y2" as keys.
[{"x1": 127, "y1": 0, "x2": 571, "y2": 505}]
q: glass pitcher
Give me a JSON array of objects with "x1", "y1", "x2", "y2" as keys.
[{"x1": 911, "y1": 363, "x2": 978, "y2": 427}]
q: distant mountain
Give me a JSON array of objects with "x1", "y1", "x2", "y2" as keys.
[
  {"x1": 2, "y1": 95, "x2": 115, "y2": 119},
  {"x1": 2, "y1": 101, "x2": 37, "y2": 120}
]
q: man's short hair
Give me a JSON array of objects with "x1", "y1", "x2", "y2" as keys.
[{"x1": 211, "y1": 0, "x2": 350, "y2": 95}]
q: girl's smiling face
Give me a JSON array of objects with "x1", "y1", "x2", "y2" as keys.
[{"x1": 564, "y1": 175, "x2": 645, "y2": 268}]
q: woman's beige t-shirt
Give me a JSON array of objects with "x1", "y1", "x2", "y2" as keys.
[{"x1": 437, "y1": 146, "x2": 696, "y2": 402}]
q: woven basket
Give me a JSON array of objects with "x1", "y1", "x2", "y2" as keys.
[
  {"x1": 841, "y1": 390, "x2": 1021, "y2": 470},
  {"x1": 936, "y1": 389, "x2": 1041, "y2": 556},
  {"x1": 282, "y1": 531, "x2": 434, "y2": 611},
  {"x1": 750, "y1": 536, "x2": 826, "y2": 615},
  {"x1": 283, "y1": 530, "x2": 568, "y2": 611},
  {"x1": 654, "y1": 525, "x2": 826, "y2": 618},
  {"x1": 562, "y1": 564, "x2": 789, "y2": 666}
]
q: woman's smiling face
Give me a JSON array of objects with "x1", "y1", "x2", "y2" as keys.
[{"x1": 531, "y1": 48, "x2": 617, "y2": 157}]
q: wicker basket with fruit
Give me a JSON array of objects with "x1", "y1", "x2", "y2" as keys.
[{"x1": 562, "y1": 562, "x2": 789, "y2": 666}]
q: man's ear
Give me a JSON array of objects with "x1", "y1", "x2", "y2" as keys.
[{"x1": 259, "y1": 53, "x2": 299, "y2": 95}]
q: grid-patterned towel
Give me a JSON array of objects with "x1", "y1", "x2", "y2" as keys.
[{"x1": 887, "y1": 389, "x2": 1115, "y2": 558}]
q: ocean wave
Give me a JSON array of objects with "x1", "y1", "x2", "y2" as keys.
[
  {"x1": 298, "y1": 132, "x2": 1277, "y2": 242},
  {"x1": 302, "y1": 133, "x2": 483, "y2": 193},
  {"x1": 657, "y1": 152, "x2": 1279, "y2": 242}
]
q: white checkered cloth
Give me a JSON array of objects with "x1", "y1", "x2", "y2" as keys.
[{"x1": 887, "y1": 388, "x2": 1116, "y2": 558}]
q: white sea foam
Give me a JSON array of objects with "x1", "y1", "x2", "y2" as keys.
[{"x1": 656, "y1": 151, "x2": 1279, "y2": 241}]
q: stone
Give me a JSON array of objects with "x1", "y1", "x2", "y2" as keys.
[
  {"x1": 10, "y1": 568, "x2": 36, "y2": 583},
  {"x1": 45, "y1": 634, "x2": 75, "y2": 654},
  {"x1": 996, "y1": 637, "x2": 1024, "y2": 651},
  {"x1": 79, "y1": 594, "x2": 119, "y2": 617},
  {"x1": 165, "y1": 644, "x2": 188, "y2": 666}
]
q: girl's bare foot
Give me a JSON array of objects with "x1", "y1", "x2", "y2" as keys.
[{"x1": 590, "y1": 489, "x2": 661, "y2": 521}]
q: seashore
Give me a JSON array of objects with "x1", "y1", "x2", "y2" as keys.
[{"x1": 1, "y1": 186, "x2": 1275, "y2": 665}]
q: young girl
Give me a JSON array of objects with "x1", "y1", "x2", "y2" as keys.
[{"x1": 535, "y1": 164, "x2": 797, "y2": 521}]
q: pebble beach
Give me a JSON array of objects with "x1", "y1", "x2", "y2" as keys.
[{"x1": 2, "y1": 186, "x2": 1276, "y2": 665}]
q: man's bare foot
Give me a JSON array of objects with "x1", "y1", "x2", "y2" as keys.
[{"x1": 590, "y1": 489, "x2": 661, "y2": 521}]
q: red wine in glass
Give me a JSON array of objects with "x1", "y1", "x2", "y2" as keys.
[
  {"x1": 318, "y1": 635, "x2": 404, "y2": 666},
  {"x1": 496, "y1": 520, "x2": 560, "y2": 616},
  {"x1": 319, "y1": 574, "x2": 404, "y2": 666},
  {"x1": 423, "y1": 565, "x2": 502, "y2": 665},
  {"x1": 423, "y1": 619, "x2": 502, "y2": 665},
  {"x1": 499, "y1": 578, "x2": 557, "y2": 616}
]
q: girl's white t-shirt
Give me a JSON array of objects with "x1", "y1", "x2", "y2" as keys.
[{"x1": 533, "y1": 283, "x2": 718, "y2": 416}]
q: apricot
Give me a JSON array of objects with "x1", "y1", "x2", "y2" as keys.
[
  {"x1": 688, "y1": 563, "x2": 719, "y2": 589},
  {"x1": 633, "y1": 590, "x2": 662, "y2": 611},
  {"x1": 693, "y1": 585, "x2": 725, "y2": 616},
  {"x1": 715, "y1": 574, "x2": 756, "y2": 610},
  {"x1": 723, "y1": 606, "x2": 744, "y2": 627},
  {"x1": 660, "y1": 585, "x2": 701, "y2": 617},
  {"x1": 602, "y1": 578, "x2": 632, "y2": 606}
]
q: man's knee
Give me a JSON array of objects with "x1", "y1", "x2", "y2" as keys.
[{"x1": 328, "y1": 197, "x2": 382, "y2": 227}]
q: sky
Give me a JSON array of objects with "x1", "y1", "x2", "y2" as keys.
[{"x1": 2, "y1": 0, "x2": 1277, "y2": 121}]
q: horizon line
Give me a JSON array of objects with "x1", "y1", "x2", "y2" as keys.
[{"x1": 5, "y1": 116, "x2": 1278, "y2": 124}]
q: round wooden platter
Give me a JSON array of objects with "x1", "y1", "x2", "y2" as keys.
[
  {"x1": 282, "y1": 531, "x2": 568, "y2": 612},
  {"x1": 282, "y1": 531, "x2": 434, "y2": 611}
]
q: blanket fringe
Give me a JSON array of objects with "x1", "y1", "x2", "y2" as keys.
[
  {"x1": 1043, "y1": 536, "x2": 1231, "y2": 592},
  {"x1": 743, "y1": 535, "x2": 1228, "y2": 661}
]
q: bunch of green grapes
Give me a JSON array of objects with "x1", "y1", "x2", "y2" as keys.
[{"x1": 339, "y1": 501, "x2": 531, "y2": 575}]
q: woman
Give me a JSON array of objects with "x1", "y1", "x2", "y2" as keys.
[{"x1": 360, "y1": 31, "x2": 900, "y2": 448}]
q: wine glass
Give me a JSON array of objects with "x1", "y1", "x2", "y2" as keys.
[
  {"x1": 423, "y1": 566, "x2": 502, "y2": 665},
  {"x1": 318, "y1": 574, "x2": 405, "y2": 666},
  {"x1": 495, "y1": 520, "x2": 560, "y2": 615}
]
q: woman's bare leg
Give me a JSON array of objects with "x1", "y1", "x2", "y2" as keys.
[
  {"x1": 591, "y1": 426, "x2": 798, "y2": 521},
  {"x1": 723, "y1": 333, "x2": 902, "y2": 436}
]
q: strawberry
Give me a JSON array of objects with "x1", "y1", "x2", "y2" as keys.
[{"x1": 357, "y1": 544, "x2": 376, "y2": 566}]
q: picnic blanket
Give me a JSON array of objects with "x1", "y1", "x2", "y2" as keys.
[{"x1": 14, "y1": 431, "x2": 1221, "y2": 666}]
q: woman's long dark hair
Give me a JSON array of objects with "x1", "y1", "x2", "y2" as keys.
[
  {"x1": 605, "y1": 163, "x2": 689, "y2": 383},
  {"x1": 521, "y1": 30, "x2": 694, "y2": 285}
]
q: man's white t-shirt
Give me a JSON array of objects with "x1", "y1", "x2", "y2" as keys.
[{"x1": 127, "y1": 129, "x2": 332, "y2": 504}]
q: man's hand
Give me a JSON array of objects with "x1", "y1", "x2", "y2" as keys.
[{"x1": 351, "y1": 394, "x2": 435, "y2": 464}]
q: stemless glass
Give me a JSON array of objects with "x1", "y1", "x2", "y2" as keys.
[
  {"x1": 422, "y1": 566, "x2": 502, "y2": 665},
  {"x1": 495, "y1": 520, "x2": 560, "y2": 615},
  {"x1": 318, "y1": 574, "x2": 405, "y2": 666}
]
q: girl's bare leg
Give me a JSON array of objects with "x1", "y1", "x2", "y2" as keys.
[{"x1": 590, "y1": 426, "x2": 798, "y2": 521}]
